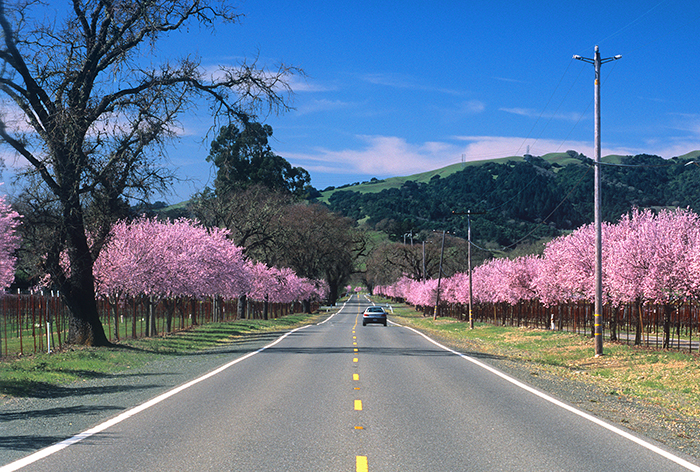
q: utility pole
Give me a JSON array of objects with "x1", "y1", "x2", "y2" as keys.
[
  {"x1": 574, "y1": 46, "x2": 621, "y2": 357},
  {"x1": 453, "y1": 210, "x2": 486, "y2": 329},
  {"x1": 434, "y1": 230, "x2": 446, "y2": 321}
]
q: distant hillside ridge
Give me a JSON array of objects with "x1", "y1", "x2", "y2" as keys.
[
  {"x1": 318, "y1": 151, "x2": 624, "y2": 203},
  {"x1": 319, "y1": 150, "x2": 700, "y2": 203},
  {"x1": 323, "y1": 150, "x2": 700, "y2": 248}
]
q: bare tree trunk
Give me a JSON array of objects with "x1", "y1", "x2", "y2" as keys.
[
  {"x1": 148, "y1": 297, "x2": 158, "y2": 337},
  {"x1": 110, "y1": 300, "x2": 120, "y2": 341},
  {"x1": 634, "y1": 300, "x2": 642, "y2": 346},
  {"x1": 61, "y1": 193, "x2": 111, "y2": 346},
  {"x1": 164, "y1": 299, "x2": 175, "y2": 333},
  {"x1": 238, "y1": 295, "x2": 247, "y2": 320},
  {"x1": 663, "y1": 304, "x2": 671, "y2": 349}
]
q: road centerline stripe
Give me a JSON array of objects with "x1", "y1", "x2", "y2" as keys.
[{"x1": 356, "y1": 455, "x2": 368, "y2": 472}]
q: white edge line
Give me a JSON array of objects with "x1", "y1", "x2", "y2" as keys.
[
  {"x1": 316, "y1": 296, "x2": 349, "y2": 325},
  {"x1": 0, "y1": 324, "x2": 313, "y2": 472},
  {"x1": 395, "y1": 321, "x2": 700, "y2": 472}
]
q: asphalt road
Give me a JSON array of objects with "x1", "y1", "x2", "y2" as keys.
[{"x1": 3, "y1": 294, "x2": 700, "y2": 471}]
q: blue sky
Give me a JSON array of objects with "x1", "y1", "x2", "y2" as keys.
[{"x1": 7, "y1": 1, "x2": 700, "y2": 202}]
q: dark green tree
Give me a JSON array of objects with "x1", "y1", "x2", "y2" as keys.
[{"x1": 208, "y1": 122, "x2": 310, "y2": 198}]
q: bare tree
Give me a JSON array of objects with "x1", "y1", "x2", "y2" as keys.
[
  {"x1": 277, "y1": 203, "x2": 366, "y2": 305},
  {"x1": 364, "y1": 233, "x2": 490, "y2": 288},
  {"x1": 189, "y1": 184, "x2": 291, "y2": 262},
  {"x1": 0, "y1": 0, "x2": 297, "y2": 345}
]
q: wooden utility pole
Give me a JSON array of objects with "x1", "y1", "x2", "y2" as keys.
[
  {"x1": 574, "y1": 46, "x2": 621, "y2": 356},
  {"x1": 453, "y1": 211, "x2": 486, "y2": 329}
]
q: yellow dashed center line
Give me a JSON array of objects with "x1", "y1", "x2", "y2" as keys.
[
  {"x1": 356, "y1": 455, "x2": 368, "y2": 472},
  {"x1": 353, "y1": 310, "x2": 368, "y2": 470}
]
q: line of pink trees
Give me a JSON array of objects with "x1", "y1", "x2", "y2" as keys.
[
  {"x1": 93, "y1": 217, "x2": 328, "y2": 332},
  {"x1": 375, "y1": 208, "x2": 700, "y2": 346}
]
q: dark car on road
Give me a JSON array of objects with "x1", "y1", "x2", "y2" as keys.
[{"x1": 362, "y1": 306, "x2": 387, "y2": 326}]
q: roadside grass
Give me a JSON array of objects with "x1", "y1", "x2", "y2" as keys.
[
  {"x1": 384, "y1": 300, "x2": 700, "y2": 419},
  {"x1": 0, "y1": 312, "x2": 324, "y2": 398}
]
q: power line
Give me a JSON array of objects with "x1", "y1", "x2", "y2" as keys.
[
  {"x1": 511, "y1": 58, "x2": 576, "y2": 158},
  {"x1": 499, "y1": 164, "x2": 592, "y2": 250},
  {"x1": 589, "y1": 0, "x2": 668, "y2": 49}
]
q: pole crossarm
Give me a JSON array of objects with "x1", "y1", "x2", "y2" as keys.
[{"x1": 573, "y1": 49, "x2": 621, "y2": 65}]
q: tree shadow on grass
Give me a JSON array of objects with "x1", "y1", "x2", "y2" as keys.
[
  {"x1": 109, "y1": 329, "x2": 292, "y2": 356},
  {"x1": 0, "y1": 404, "x2": 123, "y2": 422},
  {"x1": 0, "y1": 434, "x2": 74, "y2": 452},
  {"x1": 0, "y1": 379, "x2": 168, "y2": 399}
]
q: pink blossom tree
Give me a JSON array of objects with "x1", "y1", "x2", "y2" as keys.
[
  {"x1": 605, "y1": 208, "x2": 700, "y2": 346},
  {"x1": 537, "y1": 224, "x2": 603, "y2": 304},
  {"x1": 247, "y1": 261, "x2": 327, "y2": 316},
  {"x1": 95, "y1": 218, "x2": 251, "y2": 333},
  {"x1": 378, "y1": 207, "x2": 700, "y2": 344},
  {"x1": 0, "y1": 195, "x2": 21, "y2": 291}
]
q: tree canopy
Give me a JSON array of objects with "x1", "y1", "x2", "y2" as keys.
[
  {"x1": 207, "y1": 122, "x2": 310, "y2": 198},
  {"x1": 0, "y1": 0, "x2": 297, "y2": 345}
]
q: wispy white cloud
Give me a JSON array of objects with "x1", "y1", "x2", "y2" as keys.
[
  {"x1": 283, "y1": 134, "x2": 654, "y2": 180},
  {"x1": 645, "y1": 137, "x2": 700, "y2": 160},
  {"x1": 499, "y1": 107, "x2": 582, "y2": 122},
  {"x1": 642, "y1": 113, "x2": 700, "y2": 158},
  {"x1": 493, "y1": 76, "x2": 529, "y2": 84},
  {"x1": 459, "y1": 100, "x2": 486, "y2": 114},
  {"x1": 285, "y1": 135, "x2": 460, "y2": 176},
  {"x1": 361, "y1": 72, "x2": 466, "y2": 96},
  {"x1": 286, "y1": 75, "x2": 336, "y2": 93},
  {"x1": 433, "y1": 100, "x2": 487, "y2": 124},
  {"x1": 295, "y1": 98, "x2": 356, "y2": 115},
  {"x1": 453, "y1": 135, "x2": 637, "y2": 161}
]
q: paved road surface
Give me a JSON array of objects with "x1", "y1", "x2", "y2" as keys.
[{"x1": 3, "y1": 295, "x2": 700, "y2": 471}]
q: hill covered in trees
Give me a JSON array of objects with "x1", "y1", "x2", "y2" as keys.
[{"x1": 324, "y1": 151, "x2": 700, "y2": 249}]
